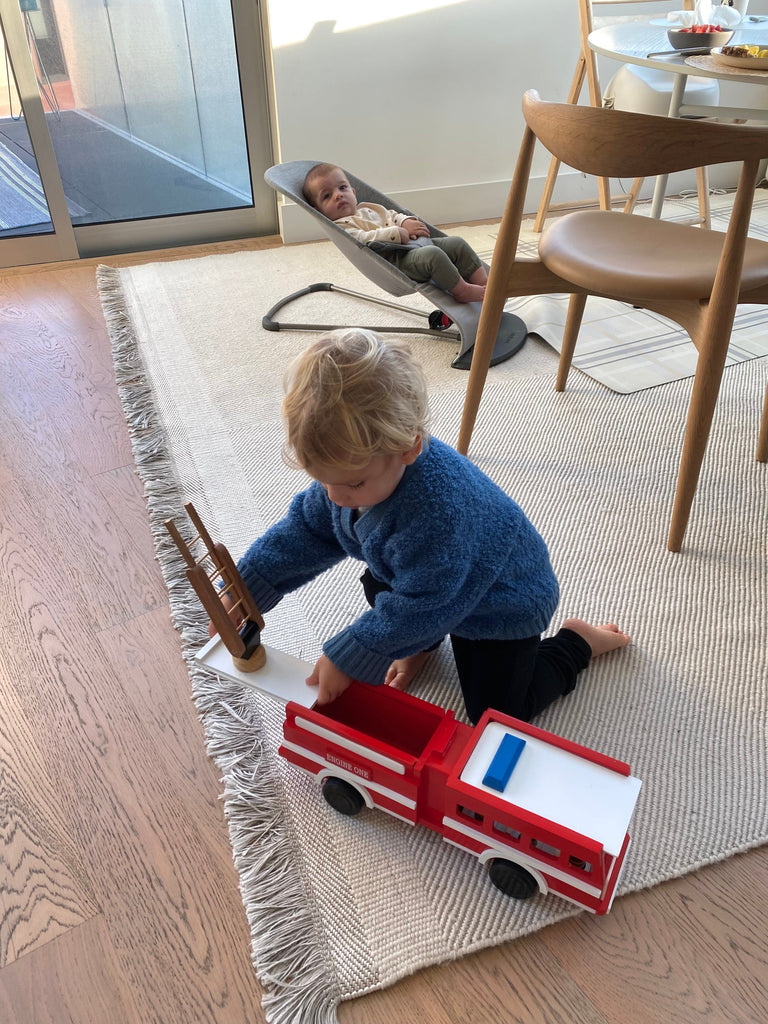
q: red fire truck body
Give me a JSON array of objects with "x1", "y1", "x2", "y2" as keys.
[{"x1": 280, "y1": 679, "x2": 642, "y2": 915}]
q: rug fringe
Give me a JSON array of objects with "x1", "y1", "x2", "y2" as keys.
[
  {"x1": 97, "y1": 264, "x2": 343, "y2": 1024},
  {"x1": 196, "y1": 681, "x2": 341, "y2": 1024}
]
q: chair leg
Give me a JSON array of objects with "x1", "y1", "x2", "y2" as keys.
[
  {"x1": 696, "y1": 166, "x2": 711, "y2": 229},
  {"x1": 597, "y1": 175, "x2": 612, "y2": 212},
  {"x1": 457, "y1": 294, "x2": 506, "y2": 454},
  {"x1": 623, "y1": 177, "x2": 645, "y2": 215},
  {"x1": 533, "y1": 56, "x2": 587, "y2": 233},
  {"x1": 757, "y1": 381, "x2": 768, "y2": 463},
  {"x1": 534, "y1": 154, "x2": 563, "y2": 233},
  {"x1": 458, "y1": 126, "x2": 538, "y2": 455},
  {"x1": 668, "y1": 156, "x2": 759, "y2": 550},
  {"x1": 667, "y1": 342, "x2": 730, "y2": 552},
  {"x1": 555, "y1": 293, "x2": 588, "y2": 392}
]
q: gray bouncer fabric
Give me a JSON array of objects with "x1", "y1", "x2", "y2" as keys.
[{"x1": 263, "y1": 160, "x2": 527, "y2": 370}]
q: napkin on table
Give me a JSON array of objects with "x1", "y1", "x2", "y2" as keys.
[{"x1": 667, "y1": 5, "x2": 742, "y2": 27}]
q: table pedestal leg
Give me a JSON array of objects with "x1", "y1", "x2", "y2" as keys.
[{"x1": 651, "y1": 74, "x2": 687, "y2": 218}]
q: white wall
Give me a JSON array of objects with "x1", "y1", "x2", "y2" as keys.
[
  {"x1": 265, "y1": 0, "x2": 768, "y2": 242},
  {"x1": 266, "y1": 0, "x2": 578, "y2": 239}
]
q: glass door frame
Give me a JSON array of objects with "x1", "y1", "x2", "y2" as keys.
[
  {"x1": 0, "y1": 0, "x2": 78, "y2": 267},
  {"x1": 0, "y1": 0, "x2": 278, "y2": 269}
]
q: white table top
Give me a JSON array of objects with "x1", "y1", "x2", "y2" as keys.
[{"x1": 589, "y1": 18, "x2": 768, "y2": 83}]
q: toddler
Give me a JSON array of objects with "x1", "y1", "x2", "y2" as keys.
[
  {"x1": 303, "y1": 163, "x2": 488, "y2": 304},
  {"x1": 216, "y1": 329, "x2": 629, "y2": 722}
]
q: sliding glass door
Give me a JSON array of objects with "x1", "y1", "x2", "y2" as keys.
[
  {"x1": 0, "y1": 0, "x2": 77, "y2": 263},
  {"x1": 0, "y1": 0, "x2": 276, "y2": 268}
]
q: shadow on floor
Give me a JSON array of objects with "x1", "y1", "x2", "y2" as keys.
[{"x1": 0, "y1": 109, "x2": 251, "y2": 231}]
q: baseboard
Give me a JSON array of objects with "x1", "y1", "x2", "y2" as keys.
[{"x1": 277, "y1": 167, "x2": 738, "y2": 244}]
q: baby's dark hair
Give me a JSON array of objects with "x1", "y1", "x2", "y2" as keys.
[
  {"x1": 302, "y1": 162, "x2": 344, "y2": 207},
  {"x1": 282, "y1": 330, "x2": 430, "y2": 471}
]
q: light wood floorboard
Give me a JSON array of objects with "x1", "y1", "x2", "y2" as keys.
[{"x1": 1, "y1": 237, "x2": 766, "y2": 1023}]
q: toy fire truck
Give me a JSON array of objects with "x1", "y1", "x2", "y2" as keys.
[
  {"x1": 279, "y1": 679, "x2": 641, "y2": 914},
  {"x1": 175, "y1": 505, "x2": 641, "y2": 916}
]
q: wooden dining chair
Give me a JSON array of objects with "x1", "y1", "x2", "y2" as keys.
[
  {"x1": 534, "y1": 0, "x2": 714, "y2": 232},
  {"x1": 458, "y1": 90, "x2": 768, "y2": 552}
]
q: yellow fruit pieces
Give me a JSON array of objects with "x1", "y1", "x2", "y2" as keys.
[{"x1": 722, "y1": 43, "x2": 768, "y2": 58}]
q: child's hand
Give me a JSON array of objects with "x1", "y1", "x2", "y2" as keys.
[
  {"x1": 207, "y1": 591, "x2": 243, "y2": 637},
  {"x1": 402, "y1": 217, "x2": 429, "y2": 240},
  {"x1": 306, "y1": 655, "x2": 352, "y2": 705}
]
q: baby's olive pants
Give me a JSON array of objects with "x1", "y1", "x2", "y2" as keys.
[{"x1": 389, "y1": 235, "x2": 483, "y2": 292}]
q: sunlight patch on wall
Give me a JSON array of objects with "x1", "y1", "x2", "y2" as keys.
[{"x1": 268, "y1": 0, "x2": 466, "y2": 48}]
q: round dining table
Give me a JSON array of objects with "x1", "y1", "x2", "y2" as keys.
[{"x1": 589, "y1": 16, "x2": 768, "y2": 215}]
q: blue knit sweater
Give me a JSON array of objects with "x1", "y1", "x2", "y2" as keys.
[{"x1": 237, "y1": 437, "x2": 559, "y2": 685}]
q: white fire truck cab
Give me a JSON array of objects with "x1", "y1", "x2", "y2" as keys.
[{"x1": 280, "y1": 679, "x2": 641, "y2": 915}]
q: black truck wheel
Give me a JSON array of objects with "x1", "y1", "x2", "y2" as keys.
[
  {"x1": 487, "y1": 858, "x2": 538, "y2": 900},
  {"x1": 321, "y1": 777, "x2": 365, "y2": 816}
]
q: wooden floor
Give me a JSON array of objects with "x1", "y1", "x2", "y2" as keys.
[{"x1": 1, "y1": 237, "x2": 766, "y2": 1024}]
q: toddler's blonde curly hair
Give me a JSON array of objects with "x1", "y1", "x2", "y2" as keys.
[{"x1": 282, "y1": 329, "x2": 430, "y2": 471}]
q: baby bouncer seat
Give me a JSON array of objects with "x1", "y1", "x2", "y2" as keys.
[{"x1": 263, "y1": 161, "x2": 527, "y2": 369}]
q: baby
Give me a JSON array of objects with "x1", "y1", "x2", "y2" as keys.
[{"x1": 303, "y1": 163, "x2": 488, "y2": 304}]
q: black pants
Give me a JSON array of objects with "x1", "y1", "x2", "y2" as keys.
[{"x1": 361, "y1": 569, "x2": 591, "y2": 725}]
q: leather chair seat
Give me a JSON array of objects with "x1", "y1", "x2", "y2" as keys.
[{"x1": 540, "y1": 210, "x2": 768, "y2": 301}]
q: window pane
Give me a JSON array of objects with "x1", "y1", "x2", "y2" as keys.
[
  {"x1": 531, "y1": 838, "x2": 560, "y2": 859},
  {"x1": 7, "y1": 0, "x2": 253, "y2": 227},
  {"x1": 1, "y1": 25, "x2": 53, "y2": 237},
  {"x1": 493, "y1": 821, "x2": 521, "y2": 841}
]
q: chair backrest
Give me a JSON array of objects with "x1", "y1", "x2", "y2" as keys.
[
  {"x1": 523, "y1": 89, "x2": 768, "y2": 181},
  {"x1": 578, "y1": 0, "x2": 693, "y2": 104},
  {"x1": 264, "y1": 160, "x2": 447, "y2": 300},
  {"x1": 589, "y1": 0, "x2": 690, "y2": 11},
  {"x1": 585, "y1": 0, "x2": 692, "y2": 30}
]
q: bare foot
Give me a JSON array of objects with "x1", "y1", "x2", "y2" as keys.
[
  {"x1": 561, "y1": 619, "x2": 630, "y2": 657},
  {"x1": 385, "y1": 650, "x2": 431, "y2": 691},
  {"x1": 450, "y1": 279, "x2": 486, "y2": 303}
]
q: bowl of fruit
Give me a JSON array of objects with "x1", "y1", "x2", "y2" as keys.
[{"x1": 667, "y1": 23, "x2": 734, "y2": 50}]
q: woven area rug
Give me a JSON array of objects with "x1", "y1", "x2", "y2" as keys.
[{"x1": 99, "y1": 224, "x2": 768, "y2": 1023}]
